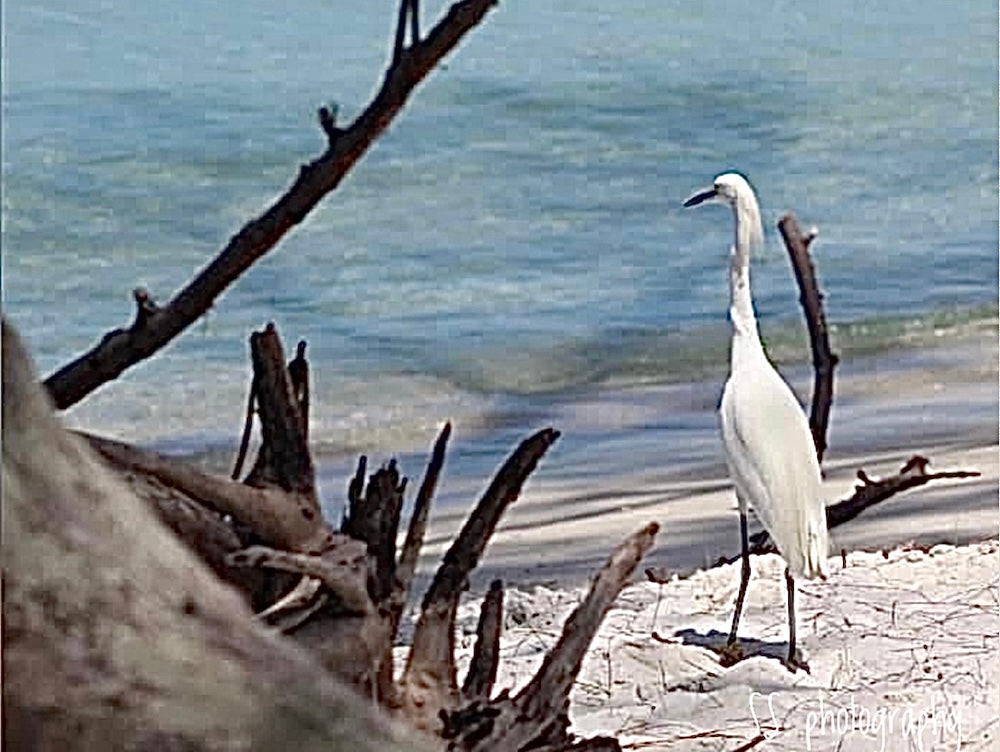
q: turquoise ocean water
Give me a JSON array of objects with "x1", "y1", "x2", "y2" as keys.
[{"x1": 3, "y1": 1, "x2": 997, "y2": 515}]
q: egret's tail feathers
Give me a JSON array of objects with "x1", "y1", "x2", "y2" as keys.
[{"x1": 796, "y1": 508, "x2": 829, "y2": 580}]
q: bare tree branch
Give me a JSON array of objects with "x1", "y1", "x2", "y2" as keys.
[
  {"x1": 450, "y1": 523, "x2": 659, "y2": 752},
  {"x1": 390, "y1": 421, "x2": 452, "y2": 639},
  {"x1": 826, "y1": 455, "x2": 980, "y2": 530},
  {"x1": 231, "y1": 376, "x2": 257, "y2": 480},
  {"x1": 84, "y1": 433, "x2": 332, "y2": 552},
  {"x1": 724, "y1": 455, "x2": 982, "y2": 562},
  {"x1": 243, "y1": 324, "x2": 316, "y2": 499},
  {"x1": 43, "y1": 0, "x2": 500, "y2": 410},
  {"x1": 778, "y1": 212, "x2": 838, "y2": 464},
  {"x1": 400, "y1": 427, "x2": 560, "y2": 730}
]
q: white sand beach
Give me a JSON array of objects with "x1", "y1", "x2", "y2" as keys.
[
  {"x1": 446, "y1": 541, "x2": 998, "y2": 751},
  {"x1": 403, "y1": 323, "x2": 998, "y2": 751}
]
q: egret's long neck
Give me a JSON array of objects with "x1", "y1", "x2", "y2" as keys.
[{"x1": 728, "y1": 197, "x2": 764, "y2": 352}]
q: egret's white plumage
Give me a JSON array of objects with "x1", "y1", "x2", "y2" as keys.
[
  {"x1": 684, "y1": 171, "x2": 828, "y2": 663},
  {"x1": 719, "y1": 344, "x2": 828, "y2": 579}
]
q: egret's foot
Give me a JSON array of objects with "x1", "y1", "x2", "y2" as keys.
[
  {"x1": 782, "y1": 650, "x2": 810, "y2": 674},
  {"x1": 718, "y1": 640, "x2": 745, "y2": 667}
]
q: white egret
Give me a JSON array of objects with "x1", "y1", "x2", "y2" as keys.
[{"x1": 683, "y1": 172, "x2": 828, "y2": 667}]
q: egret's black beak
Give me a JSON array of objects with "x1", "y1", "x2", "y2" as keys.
[{"x1": 683, "y1": 187, "x2": 717, "y2": 208}]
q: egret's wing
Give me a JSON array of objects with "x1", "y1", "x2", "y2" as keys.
[{"x1": 720, "y1": 359, "x2": 828, "y2": 578}]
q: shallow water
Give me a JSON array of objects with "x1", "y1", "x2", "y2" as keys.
[{"x1": 3, "y1": 1, "x2": 997, "y2": 516}]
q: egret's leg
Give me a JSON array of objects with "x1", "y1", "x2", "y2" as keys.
[
  {"x1": 728, "y1": 510, "x2": 751, "y2": 645},
  {"x1": 785, "y1": 567, "x2": 797, "y2": 664}
]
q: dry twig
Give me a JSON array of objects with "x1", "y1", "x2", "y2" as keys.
[
  {"x1": 777, "y1": 212, "x2": 838, "y2": 464},
  {"x1": 44, "y1": 0, "x2": 500, "y2": 410}
]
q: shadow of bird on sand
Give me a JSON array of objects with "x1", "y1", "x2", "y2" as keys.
[{"x1": 670, "y1": 629, "x2": 808, "y2": 672}]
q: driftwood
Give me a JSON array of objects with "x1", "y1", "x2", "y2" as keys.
[
  {"x1": 777, "y1": 213, "x2": 838, "y2": 464},
  {"x1": 443, "y1": 523, "x2": 660, "y2": 752},
  {"x1": 398, "y1": 428, "x2": 561, "y2": 730},
  {"x1": 86, "y1": 431, "x2": 333, "y2": 553},
  {"x1": 3, "y1": 319, "x2": 420, "y2": 752},
  {"x1": 89, "y1": 321, "x2": 648, "y2": 746},
  {"x1": 42, "y1": 0, "x2": 499, "y2": 411},
  {"x1": 242, "y1": 324, "x2": 316, "y2": 498},
  {"x1": 25, "y1": 312, "x2": 663, "y2": 748}
]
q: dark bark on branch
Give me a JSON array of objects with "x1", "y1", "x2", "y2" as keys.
[
  {"x1": 400, "y1": 428, "x2": 561, "y2": 731},
  {"x1": 244, "y1": 324, "x2": 316, "y2": 500},
  {"x1": 558, "y1": 738, "x2": 622, "y2": 752},
  {"x1": 343, "y1": 459, "x2": 408, "y2": 603},
  {"x1": 729, "y1": 734, "x2": 768, "y2": 752},
  {"x1": 461, "y1": 579, "x2": 503, "y2": 704},
  {"x1": 557, "y1": 739, "x2": 622, "y2": 752},
  {"x1": 43, "y1": 0, "x2": 499, "y2": 411},
  {"x1": 448, "y1": 523, "x2": 659, "y2": 752},
  {"x1": 394, "y1": 0, "x2": 422, "y2": 64},
  {"x1": 725, "y1": 456, "x2": 982, "y2": 562},
  {"x1": 826, "y1": 456, "x2": 980, "y2": 530},
  {"x1": 778, "y1": 212, "x2": 839, "y2": 464},
  {"x1": 288, "y1": 339, "x2": 310, "y2": 442},
  {"x1": 341, "y1": 457, "x2": 408, "y2": 701}
]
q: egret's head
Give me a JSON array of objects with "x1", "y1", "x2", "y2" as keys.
[
  {"x1": 683, "y1": 171, "x2": 764, "y2": 256},
  {"x1": 682, "y1": 171, "x2": 755, "y2": 209}
]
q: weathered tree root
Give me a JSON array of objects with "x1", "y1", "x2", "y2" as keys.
[
  {"x1": 398, "y1": 428, "x2": 562, "y2": 729},
  {"x1": 91, "y1": 352, "x2": 655, "y2": 750},
  {"x1": 443, "y1": 523, "x2": 660, "y2": 752},
  {"x1": 225, "y1": 541, "x2": 371, "y2": 614},
  {"x1": 86, "y1": 432, "x2": 330, "y2": 553},
  {"x1": 4, "y1": 318, "x2": 420, "y2": 751}
]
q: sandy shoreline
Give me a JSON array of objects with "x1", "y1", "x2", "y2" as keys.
[
  {"x1": 420, "y1": 440, "x2": 997, "y2": 596},
  {"x1": 411, "y1": 323, "x2": 997, "y2": 593}
]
